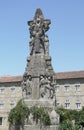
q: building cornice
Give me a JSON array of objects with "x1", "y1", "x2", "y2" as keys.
[{"x1": 0, "y1": 70, "x2": 84, "y2": 83}]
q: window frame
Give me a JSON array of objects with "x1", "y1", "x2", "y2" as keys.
[
  {"x1": 76, "y1": 99, "x2": 81, "y2": 109},
  {"x1": 65, "y1": 99, "x2": 70, "y2": 109},
  {"x1": 10, "y1": 101, "x2": 15, "y2": 109},
  {"x1": 75, "y1": 82, "x2": 80, "y2": 92},
  {"x1": 10, "y1": 86, "x2": 16, "y2": 93},
  {"x1": 64, "y1": 83, "x2": 70, "y2": 92},
  {"x1": 0, "y1": 86, "x2": 5, "y2": 94},
  {"x1": 55, "y1": 85, "x2": 60, "y2": 92}
]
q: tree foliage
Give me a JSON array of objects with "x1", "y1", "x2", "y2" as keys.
[
  {"x1": 57, "y1": 106, "x2": 84, "y2": 130},
  {"x1": 30, "y1": 106, "x2": 51, "y2": 125},
  {"x1": 8, "y1": 99, "x2": 30, "y2": 125},
  {"x1": 8, "y1": 101, "x2": 50, "y2": 127},
  {"x1": 8, "y1": 99, "x2": 84, "y2": 130}
]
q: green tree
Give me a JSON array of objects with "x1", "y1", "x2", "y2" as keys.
[
  {"x1": 57, "y1": 106, "x2": 84, "y2": 130},
  {"x1": 60, "y1": 120, "x2": 73, "y2": 130},
  {"x1": 30, "y1": 106, "x2": 51, "y2": 125},
  {"x1": 8, "y1": 99, "x2": 30, "y2": 130},
  {"x1": 78, "y1": 110, "x2": 84, "y2": 128}
]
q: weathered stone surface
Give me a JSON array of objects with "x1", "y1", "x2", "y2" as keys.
[
  {"x1": 22, "y1": 6, "x2": 57, "y2": 107},
  {"x1": 21, "y1": 8, "x2": 59, "y2": 130},
  {"x1": 22, "y1": 53, "x2": 56, "y2": 100},
  {"x1": 24, "y1": 99, "x2": 54, "y2": 108},
  {"x1": 50, "y1": 109, "x2": 60, "y2": 125},
  {"x1": 24, "y1": 125, "x2": 59, "y2": 130},
  {"x1": 28, "y1": 8, "x2": 51, "y2": 55}
]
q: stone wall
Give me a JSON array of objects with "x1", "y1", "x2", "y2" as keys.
[{"x1": 0, "y1": 82, "x2": 22, "y2": 130}]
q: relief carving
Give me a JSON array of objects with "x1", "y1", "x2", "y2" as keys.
[
  {"x1": 22, "y1": 73, "x2": 32, "y2": 99},
  {"x1": 39, "y1": 74, "x2": 54, "y2": 99}
]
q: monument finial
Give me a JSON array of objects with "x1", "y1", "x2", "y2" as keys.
[{"x1": 34, "y1": 8, "x2": 44, "y2": 19}]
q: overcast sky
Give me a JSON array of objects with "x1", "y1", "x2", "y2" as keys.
[{"x1": 0, "y1": 0, "x2": 84, "y2": 76}]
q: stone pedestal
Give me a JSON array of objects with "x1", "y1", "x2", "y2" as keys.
[
  {"x1": 24, "y1": 125, "x2": 59, "y2": 130},
  {"x1": 24, "y1": 99, "x2": 54, "y2": 108}
]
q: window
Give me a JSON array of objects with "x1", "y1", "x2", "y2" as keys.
[
  {"x1": 76, "y1": 99, "x2": 81, "y2": 109},
  {"x1": 0, "y1": 101, "x2": 4, "y2": 109},
  {"x1": 55, "y1": 85, "x2": 60, "y2": 92},
  {"x1": 65, "y1": 99, "x2": 70, "y2": 109},
  {"x1": 75, "y1": 82, "x2": 80, "y2": 91},
  {"x1": 10, "y1": 101, "x2": 15, "y2": 109},
  {"x1": 0, "y1": 86, "x2": 5, "y2": 94},
  {"x1": 10, "y1": 86, "x2": 15, "y2": 93},
  {"x1": 64, "y1": 84, "x2": 70, "y2": 92},
  {"x1": 0, "y1": 117, "x2": 2, "y2": 125}
]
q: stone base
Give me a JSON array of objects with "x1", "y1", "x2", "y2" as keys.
[
  {"x1": 24, "y1": 99, "x2": 54, "y2": 108},
  {"x1": 24, "y1": 125, "x2": 59, "y2": 130}
]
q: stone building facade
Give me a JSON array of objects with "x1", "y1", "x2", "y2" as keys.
[
  {"x1": 0, "y1": 70, "x2": 84, "y2": 129},
  {"x1": 56, "y1": 71, "x2": 84, "y2": 110},
  {"x1": 0, "y1": 76, "x2": 22, "y2": 130}
]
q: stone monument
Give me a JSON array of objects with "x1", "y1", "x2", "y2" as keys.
[{"x1": 22, "y1": 8, "x2": 59, "y2": 130}]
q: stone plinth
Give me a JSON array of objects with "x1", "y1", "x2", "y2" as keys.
[
  {"x1": 24, "y1": 99, "x2": 54, "y2": 108},
  {"x1": 24, "y1": 125, "x2": 59, "y2": 130}
]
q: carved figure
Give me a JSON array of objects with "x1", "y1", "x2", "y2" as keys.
[
  {"x1": 26, "y1": 76, "x2": 32, "y2": 96},
  {"x1": 22, "y1": 75, "x2": 32, "y2": 98},
  {"x1": 34, "y1": 33, "x2": 42, "y2": 53},
  {"x1": 28, "y1": 8, "x2": 51, "y2": 55},
  {"x1": 39, "y1": 75, "x2": 54, "y2": 99},
  {"x1": 28, "y1": 113, "x2": 34, "y2": 125},
  {"x1": 44, "y1": 35, "x2": 49, "y2": 55},
  {"x1": 45, "y1": 76, "x2": 54, "y2": 99},
  {"x1": 29, "y1": 37, "x2": 34, "y2": 55},
  {"x1": 39, "y1": 75, "x2": 46, "y2": 98}
]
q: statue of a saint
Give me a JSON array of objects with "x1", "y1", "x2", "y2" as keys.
[{"x1": 28, "y1": 8, "x2": 51, "y2": 55}]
